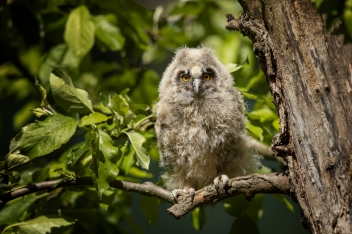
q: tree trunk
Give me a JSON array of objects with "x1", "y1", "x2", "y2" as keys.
[{"x1": 228, "y1": 0, "x2": 352, "y2": 233}]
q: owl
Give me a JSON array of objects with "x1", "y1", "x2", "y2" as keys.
[{"x1": 155, "y1": 46, "x2": 261, "y2": 199}]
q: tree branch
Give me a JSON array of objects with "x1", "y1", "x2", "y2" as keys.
[
  {"x1": 0, "y1": 177, "x2": 174, "y2": 207},
  {"x1": 226, "y1": 13, "x2": 292, "y2": 158},
  {"x1": 0, "y1": 173, "x2": 291, "y2": 220},
  {"x1": 168, "y1": 172, "x2": 291, "y2": 219}
]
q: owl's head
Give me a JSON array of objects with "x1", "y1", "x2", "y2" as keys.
[{"x1": 159, "y1": 46, "x2": 235, "y2": 104}]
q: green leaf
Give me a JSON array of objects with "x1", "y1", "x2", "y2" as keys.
[
  {"x1": 343, "y1": 0, "x2": 352, "y2": 39},
  {"x1": 31, "y1": 108, "x2": 49, "y2": 118},
  {"x1": 247, "y1": 108, "x2": 277, "y2": 123},
  {"x1": 67, "y1": 143, "x2": 90, "y2": 167},
  {"x1": 89, "y1": 129, "x2": 121, "y2": 197},
  {"x1": 120, "y1": 143, "x2": 135, "y2": 174},
  {"x1": 64, "y1": 5, "x2": 95, "y2": 57},
  {"x1": 223, "y1": 195, "x2": 250, "y2": 218},
  {"x1": 128, "y1": 167, "x2": 153, "y2": 179},
  {"x1": 124, "y1": 131, "x2": 150, "y2": 170},
  {"x1": 274, "y1": 194, "x2": 295, "y2": 213},
  {"x1": 238, "y1": 88, "x2": 260, "y2": 100},
  {"x1": 50, "y1": 72, "x2": 93, "y2": 113},
  {"x1": 8, "y1": 126, "x2": 27, "y2": 155},
  {"x1": 229, "y1": 215, "x2": 259, "y2": 234},
  {"x1": 109, "y1": 93, "x2": 130, "y2": 117},
  {"x1": 2, "y1": 215, "x2": 75, "y2": 234},
  {"x1": 100, "y1": 189, "x2": 115, "y2": 206},
  {"x1": 0, "y1": 193, "x2": 47, "y2": 225},
  {"x1": 258, "y1": 165, "x2": 272, "y2": 174},
  {"x1": 4, "y1": 154, "x2": 30, "y2": 173},
  {"x1": 139, "y1": 196, "x2": 159, "y2": 226},
  {"x1": 79, "y1": 112, "x2": 109, "y2": 126},
  {"x1": 225, "y1": 63, "x2": 243, "y2": 73},
  {"x1": 54, "y1": 168, "x2": 74, "y2": 177},
  {"x1": 246, "y1": 122, "x2": 264, "y2": 141},
  {"x1": 191, "y1": 207, "x2": 206, "y2": 231},
  {"x1": 20, "y1": 115, "x2": 77, "y2": 159},
  {"x1": 272, "y1": 118, "x2": 281, "y2": 131},
  {"x1": 34, "y1": 77, "x2": 47, "y2": 107},
  {"x1": 93, "y1": 14, "x2": 125, "y2": 51},
  {"x1": 244, "y1": 194, "x2": 264, "y2": 222},
  {"x1": 38, "y1": 44, "x2": 82, "y2": 85}
]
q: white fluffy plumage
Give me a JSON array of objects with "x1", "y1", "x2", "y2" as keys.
[{"x1": 155, "y1": 46, "x2": 261, "y2": 193}]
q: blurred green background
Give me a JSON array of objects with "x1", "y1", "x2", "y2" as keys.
[{"x1": 0, "y1": 0, "x2": 310, "y2": 233}]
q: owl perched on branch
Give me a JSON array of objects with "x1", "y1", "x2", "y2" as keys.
[{"x1": 155, "y1": 46, "x2": 261, "y2": 199}]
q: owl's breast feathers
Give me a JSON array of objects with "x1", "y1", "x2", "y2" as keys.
[{"x1": 156, "y1": 95, "x2": 247, "y2": 182}]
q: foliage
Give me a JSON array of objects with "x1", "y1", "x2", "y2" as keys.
[
  {"x1": 0, "y1": 0, "x2": 293, "y2": 233},
  {"x1": 311, "y1": 0, "x2": 352, "y2": 42}
]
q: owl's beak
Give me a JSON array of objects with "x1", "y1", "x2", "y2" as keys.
[{"x1": 193, "y1": 78, "x2": 201, "y2": 95}]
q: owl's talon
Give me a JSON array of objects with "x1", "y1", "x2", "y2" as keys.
[
  {"x1": 214, "y1": 174, "x2": 229, "y2": 191},
  {"x1": 189, "y1": 188, "x2": 195, "y2": 202},
  {"x1": 171, "y1": 189, "x2": 182, "y2": 202},
  {"x1": 171, "y1": 188, "x2": 196, "y2": 203}
]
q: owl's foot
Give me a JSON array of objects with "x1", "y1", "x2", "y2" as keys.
[
  {"x1": 213, "y1": 174, "x2": 229, "y2": 191},
  {"x1": 171, "y1": 188, "x2": 195, "y2": 203}
]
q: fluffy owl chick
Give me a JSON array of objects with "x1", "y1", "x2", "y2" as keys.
[{"x1": 155, "y1": 46, "x2": 261, "y2": 198}]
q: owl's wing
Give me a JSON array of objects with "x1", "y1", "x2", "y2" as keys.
[{"x1": 155, "y1": 118, "x2": 173, "y2": 171}]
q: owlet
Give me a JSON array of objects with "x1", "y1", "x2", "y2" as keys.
[{"x1": 155, "y1": 46, "x2": 261, "y2": 198}]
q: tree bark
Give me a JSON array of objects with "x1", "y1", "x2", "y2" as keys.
[{"x1": 227, "y1": 0, "x2": 352, "y2": 233}]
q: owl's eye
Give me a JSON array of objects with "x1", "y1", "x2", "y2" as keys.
[
  {"x1": 203, "y1": 73, "x2": 211, "y2": 81},
  {"x1": 181, "y1": 74, "x2": 190, "y2": 82}
]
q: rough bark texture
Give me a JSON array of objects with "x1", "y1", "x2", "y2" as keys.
[{"x1": 227, "y1": 0, "x2": 352, "y2": 233}]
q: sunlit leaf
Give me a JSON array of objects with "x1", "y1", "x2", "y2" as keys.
[
  {"x1": 2, "y1": 215, "x2": 75, "y2": 234},
  {"x1": 20, "y1": 115, "x2": 77, "y2": 159},
  {"x1": 191, "y1": 207, "x2": 206, "y2": 231},
  {"x1": 64, "y1": 5, "x2": 95, "y2": 57},
  {"x1": 124, "y1": 131, "x2": 150, "y2": 170},
  {"x1": 246, "y1": 122, "x2": 264, "y2": 141},
  {"x1": 140, "y1": 196, "x2": 159, "y2": 226},
  {"x1": 238, "y1": 88, "x2": 260, "y2": 100},
  {"x1": 272, "y1": 118, "x2": 281, "y2": 131},
  {"x1": 247, "y1": 108, "x2": 277, "y2": 123},
  {"x1": 79, "y1": 112, "x2": 109, "y2": 126},
  {"x1": 31, "y1": 108, "x2": 49, "y2": 118},
  {"x1": 50, "y1": 72, "x2": 93, "y2": 113},
  {"x1": 128, "y1": 167, "x2": 153, "y2": 179}
]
